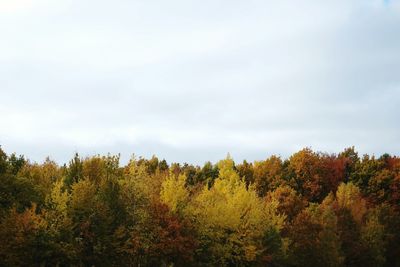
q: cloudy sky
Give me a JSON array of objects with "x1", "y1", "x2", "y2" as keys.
[{"x1": 1, "y1": 0, "x2": 399, "y2": 164}]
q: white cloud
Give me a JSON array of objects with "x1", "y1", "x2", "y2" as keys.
[
  {"x1": 0, "y1": 0, "x2": 399, "y2": 164},
  {"x1": 0, "y1": 0, "x2": 34, "y2": 13}
]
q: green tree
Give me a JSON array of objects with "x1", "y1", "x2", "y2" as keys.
[
  {"x1": 64, "y1": 153, "x2": 83, "y2": 188},
  {"x1": 288, "y1": 204, "x2": 343, "y2": 267}
]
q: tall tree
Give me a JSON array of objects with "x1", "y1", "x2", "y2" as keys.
[{"x1": 187, "y1": 156, "x2": 285, "y2": 266}]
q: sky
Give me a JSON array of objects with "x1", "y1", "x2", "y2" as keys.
[{"x1": 0, "y1": 0, "x2": 399, "y2": 165}]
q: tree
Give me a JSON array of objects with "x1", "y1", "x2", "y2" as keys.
[
  {"x1": 0, "y1": 204, "x2": 49, "y2": 266},
  {"x1": 287, "y1": 148, "x2": 324, "y2": 202},
  {"x1": 0, "y1": 146, "x2": 8, "y2": 175},
  {"x1": 253, "y1": 155, "x2": 283, "y2": 197},
  {"x1": 1, "y1": 146, "x2": 400, "y2": 266},
  {"x1": 372, "y1": 204, "x2": 400, "y2": 267},
  {"x1": 339, "y1": 146, "x2": 359, "y2": 182},
  {"x1": 319, "y1": 154, "x2": 347, "y2": 196},
  {"x1": 266, "y1": 185, "x2": 305, "y2": 222},
  {"x1": 187, "y1": 156, "x2": 285, "y2": 266},
  {"x1": 7, "y1": 153, "x2": 26, "y2": 175},
  {"x1": 350, "y1": 154, "x2": 383, "y2": 194},
  {"x1": 18, "y1": 158, "x2": 61, "y2": 202},
  {"x1": 125, "y1": 201, "x2": 196, "y2": 266},
  {"x1": 160, "y1": 173, "x2": 189, "y2": 214},
  {"x1": 361, "y1": 212, "x2": 386, "y2": 267},
  {"x1": 335, "y1": 182, "x2": 367, "y2": 224},
  {"x1": 236, "y1": 160, "x2": 254, "y2": 187},
  {"x1": 288, "y1": 204, "x2": 343, "y2": 267},
  {"x1": 64, "y1": 153, "x2": 83, "y2": 187},
  {"x1": 327, "y1": 183, "x2": 372, "y2": 267}
]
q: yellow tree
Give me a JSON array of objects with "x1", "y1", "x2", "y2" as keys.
[
  {"x1": 325, "y1": 183, "x2": 373, "y2": 267},
  {"x1": 160, "y1": 173, "x2": 189, "y2": 213},
  {"x1": 18, "y1": 158, "x2": 62, "y2": 205},
  {"x1": 335, "y1": 182, "x2": 367, "y2": 223},
  {"x1": 187, "y1": 155, "x2": 285, "y2": 266}
]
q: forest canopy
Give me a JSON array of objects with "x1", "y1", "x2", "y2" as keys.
[{"x1": 0, "y1": 146, "x2": 399, "y2": 267}]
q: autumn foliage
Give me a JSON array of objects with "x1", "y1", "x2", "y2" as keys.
[{"x1": 0, "y1": 146, "x2": 399, "y2": 266}]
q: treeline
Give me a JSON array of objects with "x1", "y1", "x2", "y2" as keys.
[{"x1": 0, "y1": 146, "x2": 399, "y2": 267}]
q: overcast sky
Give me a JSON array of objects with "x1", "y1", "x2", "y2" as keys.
[{"x1": 1, "y1": 0, "x2": 399, "y2": 165}]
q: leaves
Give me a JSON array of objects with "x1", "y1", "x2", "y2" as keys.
[
  {"x1": 160, "y1": 173, "x2": 189, "y2": 213},
  {"x1": 0, "y1": 146, "x2": 400, "y2": 266}
]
